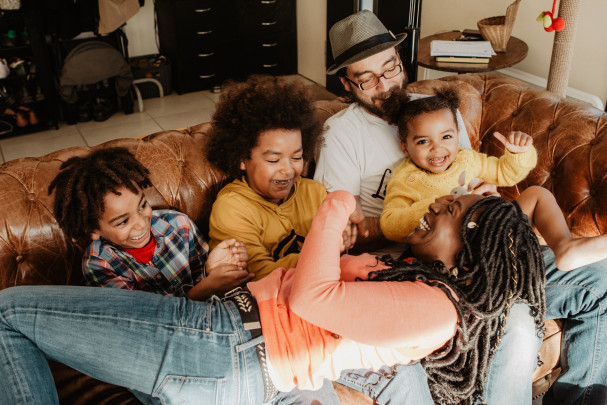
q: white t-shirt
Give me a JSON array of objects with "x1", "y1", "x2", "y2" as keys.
[{"x1": 314, "y1": 95, "x2": 471, "y2": 218}]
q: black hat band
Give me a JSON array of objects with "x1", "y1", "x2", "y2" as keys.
[{"x1": 333, "y1": 33, "x2": 396, "y2": 68}]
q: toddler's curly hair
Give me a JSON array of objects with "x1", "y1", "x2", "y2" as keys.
[
  {"x1": 205, "y1": 75, "x2": 323, "y2": 179},
  {"x1": 382, "y1": 87, "x2": 460, "y2": 144}
]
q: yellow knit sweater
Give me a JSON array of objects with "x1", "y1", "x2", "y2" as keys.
[
  {"x1": 380, "y1": 147, "x2": 537, "y2": 242},
  {"x1": 209, "y1": 177, "x2": 327, "y2": 280}
]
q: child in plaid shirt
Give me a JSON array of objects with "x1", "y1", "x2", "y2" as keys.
[{"x1": 48, "y1": 147, "x2": 252, "y2": 300}]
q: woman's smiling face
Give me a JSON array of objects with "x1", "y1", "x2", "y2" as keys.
[{"x1": 406, "y1": 194, "x2": 484, "y2": 269}]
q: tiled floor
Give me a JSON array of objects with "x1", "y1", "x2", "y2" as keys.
[{"x1": 0, "y1": 75, "x2": 319, "y2": 164}]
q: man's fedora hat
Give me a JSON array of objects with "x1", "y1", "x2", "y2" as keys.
[{"x1": 327, "y1": 10, "x2": 407, "y2": 75}]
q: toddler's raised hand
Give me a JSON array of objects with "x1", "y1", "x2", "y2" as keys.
[
  {"x1": 494, "y1": 131, "x2": 533, "y2": 154},
  {"x1": 207, "y1": 239, "x2": 248, "y2": 274}
]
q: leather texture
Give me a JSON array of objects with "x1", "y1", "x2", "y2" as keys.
[{"x1": 0, "y1": 74, "x2": 599, "y2": 403}]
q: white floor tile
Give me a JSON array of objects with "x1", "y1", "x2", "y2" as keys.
[
  {"x1": 79, "y1": 119, "x2": 163, "y2": 146},
  {"x1": 0, "y1": 125, "x2": 86, "y2": 161},
  {"x1": 75, "y1": 110, "x2": 154, "y2": 131},
  {"x1": 0, "y1": 75, "x2": 330, "y2": 164},
  {"x1": 153, "y1": 107, "x2": 215, "y2": 131},
  {"x1": 142, "y1": 91, "x2": 216, "y2": 118}
]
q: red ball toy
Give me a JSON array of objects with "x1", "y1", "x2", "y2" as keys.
[{"x1": 537, "y1": 0, "x2": 566, "y2": 32}]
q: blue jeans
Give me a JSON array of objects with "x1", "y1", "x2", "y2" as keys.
[
  {"x1": 336, "y1": 303, "x2": 541, "y2": 405},
  {"x1": 542, "y1": 247, "x2": 607, "y2": 405},
  {"x1": 0, "y1": 286, "x2": 266, "y2": 405}
]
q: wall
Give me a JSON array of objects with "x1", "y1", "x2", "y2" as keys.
[
  {"x1": 123, "y1": 1, "x2": 158, "y2": 58},
  {"x1": 296, "y1": 0, "x2": 607, "y2": 107},
  {"x1": 297, "y1": 0, "x2": 327, "y2": 84},
  {"x1": 419, "y1": 0, "x2": 607, "y2": 107}
]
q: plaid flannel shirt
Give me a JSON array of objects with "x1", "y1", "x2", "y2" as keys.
[{"x1": 83, "y1": 210, "x2": 208, "y2": 296}]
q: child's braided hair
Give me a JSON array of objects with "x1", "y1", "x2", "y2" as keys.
[
  {"x1": 369, "y1": 196, "x2": 546, "y2": 404},
  {"x1": 48, "y1": 147, "x2": 152, "y2": 242}
]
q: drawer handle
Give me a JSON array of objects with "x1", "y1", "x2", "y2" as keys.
[
  {"x1": 261, "y1": 0, "x2": 276, "y2": 3},
  {"x1": 200, "y1": 74, "x2": 216, "y2": 79},
  {"x1": 198, "y1": 52, "x2": 215, "y2": 57},
  {"x1": 262, "y1": 43, "x2": 278, "y2": 47},
  {"x1": 197, "y1": 30, "x2": 213, "y2": 35},
  {"x1": 263, "y1": 63, "x2": 278, "y2": 68},
  {"x1": 261, "y1": 21, "x2": 277, "y2": 26},
  {"x1": 194, "y1": 8, "x2": 211, "y2": 12}
]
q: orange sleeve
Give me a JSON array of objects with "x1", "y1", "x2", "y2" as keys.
[{"x1": 289, "y1": 191, "x2": 457, "y2": 351}]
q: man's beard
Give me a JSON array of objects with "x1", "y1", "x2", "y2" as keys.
[{"x1": 350, "y1": 77, "x2": 406, "y2": 117}]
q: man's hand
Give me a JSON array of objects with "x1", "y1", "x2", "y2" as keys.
[
  {"x1": 494, "y1": 131, "x2": 533, "y2": 154},
  {"x1": 207, "y1": 239, "x2": 248, "y2": 274},
  {"x1": 341, "y1": 198, "x2": 369, "y2": 252}
]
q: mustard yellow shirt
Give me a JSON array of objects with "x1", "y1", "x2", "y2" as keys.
[
  {"x1": 380, "y1": 147, "x2": 537, "y2": 242},
  {"x1": 209, "y1": 177, "x2": 327, "y2": 280}
]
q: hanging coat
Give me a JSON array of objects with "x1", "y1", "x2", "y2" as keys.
[{"x1": 98, "y1": 0, "x2": 142, "y2": 34}]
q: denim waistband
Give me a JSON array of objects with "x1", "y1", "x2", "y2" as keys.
[{"x1": 223, "y1": 286, "x2": 278, "y2": 402}]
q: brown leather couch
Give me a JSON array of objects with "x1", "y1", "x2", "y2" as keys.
[{"x1": 0, "y1": 74, "x2": 604, "y2": 403}]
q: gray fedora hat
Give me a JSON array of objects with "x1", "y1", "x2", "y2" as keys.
[{"x1": 327, "y1": 10, "x2": 407, "y2": 75}]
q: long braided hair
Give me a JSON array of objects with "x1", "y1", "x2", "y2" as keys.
[
  {"x1": 48, "y1": 147, "x2": 152, "y2": 242},
  {"x1": 369, "y1": 196, "x2": 546, "y2": 404}
]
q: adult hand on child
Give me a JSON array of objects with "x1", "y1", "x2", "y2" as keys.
[
  {"x1": 207, "y1": 239, "x2": 249, "y2": 274},
  {"x1": 494, "y1": 131, "x2": 533, "y2": 154},
  {"x1": 341, "y1": 198, "x2": 369, "y2": 252}
]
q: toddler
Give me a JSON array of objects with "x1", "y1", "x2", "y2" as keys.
[{"x1": 380, "y1": 87, "x2": 536, "y2": 241}]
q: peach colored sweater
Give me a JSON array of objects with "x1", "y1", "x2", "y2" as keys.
[{"x1": 248, "y1": 191, "x2": 458, "y2": 391}]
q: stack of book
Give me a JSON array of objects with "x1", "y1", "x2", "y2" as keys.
[{"x1": 430, "y1": 40, "x2": 496, "y2": 64}]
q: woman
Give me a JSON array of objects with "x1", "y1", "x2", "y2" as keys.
[{"x1": 0, "y1": 191, "x2": 544, "y2": 405}]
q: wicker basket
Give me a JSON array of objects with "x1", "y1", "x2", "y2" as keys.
[{"x1": 477, "y1": 0, "x2": 521, "y2": 52}]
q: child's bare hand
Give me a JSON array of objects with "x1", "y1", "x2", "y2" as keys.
[
  {"x1": 207, "y1": 239, "x2": 248, "y2": 274},
  {"x1": 206, "y1": 264, "x2": 254, "y2": 292},
  {"x1": 494, "y1": 131, "x2": 533, "y2": 154}
]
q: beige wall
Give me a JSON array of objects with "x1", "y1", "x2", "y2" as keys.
[{"x1": 297, "y1": 0, "x2": 607, "y2": 108}]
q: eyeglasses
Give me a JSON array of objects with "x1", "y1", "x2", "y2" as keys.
[{"x1": 344, "y1": 63, "x2": 403, "y2": 91}]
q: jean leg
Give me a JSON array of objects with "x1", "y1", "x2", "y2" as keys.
[
  {"x1": 483, "y1": 303, "x2": 542, "y2": 405},
  {"x1": 0, "y1": 285, "x2": 264, "y2": 405},
  {"x1": 270, "y1": 379, "x2": 340, "y2": 405},
  {"x1": 337, "y1": 363, "x2": 434, "y2": 405},
  {"x1": 542, "y1": 248, "x2": 607, "y2": 405}
]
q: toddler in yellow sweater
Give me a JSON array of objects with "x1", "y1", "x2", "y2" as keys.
[
  {"x1": 380, "y1": 87, "x2": 537, "y2": 241},
  {"x1": 380, "y1": 87, "x2": 607, "y2": 271}
]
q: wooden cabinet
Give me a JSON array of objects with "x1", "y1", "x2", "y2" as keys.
[{"x1": 155, "y1": 0, "x2": 297, "y2": 94}]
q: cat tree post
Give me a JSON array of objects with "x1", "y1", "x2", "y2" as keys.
[{"x1": 546, "y1": 0, "x2": 581, "y2": 98}]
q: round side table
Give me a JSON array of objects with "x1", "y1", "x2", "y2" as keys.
[{"x1": 417, "y1": 31, "x2": 528, "y2": 74}]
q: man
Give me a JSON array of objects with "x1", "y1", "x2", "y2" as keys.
[
  {"x1": 315, "y1": 11, "x2": 473, "y2": 251},
  {"x1": 317, "y1": 10, "x2": 606, "y2": 405}
]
